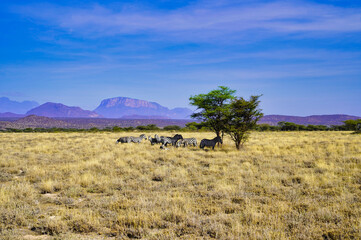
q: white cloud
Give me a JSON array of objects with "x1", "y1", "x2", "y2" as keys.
[{"x1": 13, "y1": 1, "x2": 361, "y2": 41}]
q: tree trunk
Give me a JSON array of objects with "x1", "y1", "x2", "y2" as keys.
[
  {"x1": 235, "y1": 135, "x2": 241, "y2": 150},
  {"x1": 221, "y1": 131, "x2": 224, "y2": 147},
  {"x1": 216, "y1": 131, "x2": 221, "y2": 147}
]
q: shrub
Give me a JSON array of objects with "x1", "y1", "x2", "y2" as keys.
[
  {"x1": 258, "y1": 124, "x2": 271, "y2": 131},
  {"x1": 136, "y1": 124, "x2": 160, "y2": 131},
  {"x1": 163, "y1": 125, "x2": 181, "y2": 131},
  {"x1": 112, "y1": 126, "x2": 123, "y2": 132},
  {"x1": 343, "y1": 119, "x2": 361, "y2": 131}
]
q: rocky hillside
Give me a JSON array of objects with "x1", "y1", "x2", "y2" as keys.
[
  {"x1": 0, "y1": 115, "x2": 70, "y2": 129},
  {"x1": 15, "y1": 115, "x2": 70, "y2": 128},
  {"x1": 94, "y1": 97, "x2": 193, "y2": 119},
  {"x1": 27, "y1": 102, "x2": 101, "y2": 118},
  {"x1": 0, "y1": 114, "x2": 359, "y2": 130},
  {"x1": 0, "y1": 115, "x2": 192, "y2": 129}
]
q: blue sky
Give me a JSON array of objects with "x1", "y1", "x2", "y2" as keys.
[{"x1": 1, "y1": 0, "x2": 360, "y2": 115}]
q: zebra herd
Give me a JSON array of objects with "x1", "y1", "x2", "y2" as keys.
[
  {"x1": 116, "y1": 134, "x2": 147, "y2": 143},
  {"x1": 116, "y1": 134, "x2": 222, "y2": 150}
]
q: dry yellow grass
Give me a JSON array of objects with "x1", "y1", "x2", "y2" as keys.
[{"x1": 0, "y1": 131, "x2": 360, "y2": 239}]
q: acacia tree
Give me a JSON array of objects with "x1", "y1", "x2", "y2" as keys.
[
  {"x1": 189, "y1": 86, "x2": 236, "y2": 142},
  {"x1": 224, "y1": 95, "x2": 263, "y2": 150}
]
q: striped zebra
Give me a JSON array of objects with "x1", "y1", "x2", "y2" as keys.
[
  {"x1": 176, "y1": 138, "x2": 197, "y2": 147},
  {"x1": 130, "y1": 134, "x2": 147, "y2": 143},
  {"x1": 116, "y1": 136, "x2": 132, "y2": 143},
  {"x1": 148, "y1": 134, "x2": 162, "y2": 145},
  {"x1": 148, "y1": 136, "x2": 156, "y2": 145},
  {"x1": 161, "y1": 134, "x2": 183, "y2": 147},
  {"x1": 200, "y1": 136, "x2": 222, "y2": 150},
  {"x1": 155, "y1": 134, "x2": 162, "y2": 142}
]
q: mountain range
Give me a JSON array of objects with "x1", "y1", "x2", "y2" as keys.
[
  {"x1": 0, "y1": 97, "x2": 193, "y2": 119},
  {"x1": 0, "y1": 97, "x2": 360, "y2": 126}
]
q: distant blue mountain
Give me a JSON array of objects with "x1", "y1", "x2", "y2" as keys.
[
  {"x1": 259, "y1": 114, "x2": 361, "y2": 126},
  {"x1": 0, "y1": 97, "x2": 39, "y2": 114},
  {"x1": 26, "y1": 102, "x2": 102, "y2": 118},
  {"x1": 94, "y1": 97, "x2": 193, "y2": 119},
  {"x1": 0, "y1": 112, "x2": 25, "y2": 118}
]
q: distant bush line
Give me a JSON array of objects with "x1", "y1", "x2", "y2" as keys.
[{"x1": 1, "y1": 120, "x2": 360, "y2": 133}]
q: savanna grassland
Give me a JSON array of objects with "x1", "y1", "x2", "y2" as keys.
[{"x1": 0, "y1": 131, "x2": 360, "y2": 239}]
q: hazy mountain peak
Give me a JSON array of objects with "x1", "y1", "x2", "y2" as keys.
[
  {"x1": 95, "y1": 97, "x2": 192, "y2": 119},
  {"x1": 0, "y1": 97, "x2": 39, "y2": 114},
  {"x1": 99, "y1": 97, "x2": 161, "y2": 109},
  {"x1": 26, "y1": 102, "x2": 101, "y2": 118}
]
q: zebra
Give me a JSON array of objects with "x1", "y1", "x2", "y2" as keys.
[
  {"x1": 200, "y1": 136, "x2": 222, "y2": 150},
  {"x1": 130, "y1": 134, "x2": 147, "y2": 143},
  {"x1": 161, "y1": 134, "x2": 183, "y2": 147},
  {"x1": 155, "y1": 134, "x2": 161, "y2": 142},
  {"x1": 176, "y1": 139, "x2": 186, "y2": 147},
  {"x1": 116, "y1": 136, "x2": 132, "y2": 143},
  {"x1": 148, "y1": 136, "x2": 156, "y2": 145},
  {"x1": 160, "y1": 145, "x2": 169, "y2": 150},
  {"x1": 176, "y1": 138, "x2": 197, "y2": 147},
  {"x1": 148, "y1": 134, "x2": 162, "y2": 145}
]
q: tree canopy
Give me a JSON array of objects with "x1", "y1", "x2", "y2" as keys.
[
  {"x1": 190, "y1": 86, "x2": 263, "y2": 149},
  {"x1": 189, "y1": 86, "x2": 236, "y2": 139},
  {"x1": 224, "y1": 95, "x2": 263, "y2": 149}
]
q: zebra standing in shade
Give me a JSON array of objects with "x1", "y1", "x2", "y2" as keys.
[
  {"x1": 176, "y1": 138, "x2": 197, "y2": 147},
  {"x1": 130, "y1": 134, "x2": 147, "y2": 143},
  {"x1": 200, "y1": 136, "x2": 222, "y2": 150}
]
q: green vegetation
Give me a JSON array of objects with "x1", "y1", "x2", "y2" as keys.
[
  {"x1": 190, "y1": 86, "x2": 265, "y2": 149},
  {"x1": 189, "y1": 86, "x2": 236, "y2": 139},
  {"x1": 136, "y1": 124, "x2": 160, "y2": 131},
  {"x1": 0, "y1": 120, "x2": 359, "y2": 133},
  {"x1": 356, "y1": 123, "x2": 361, "y2": 134},
  {"x1": 163, "y1": 125, "x2": 182, "y2": 131},
  {"x1": 277, "y1": 121, "x2": 329, "y2": 131},
  {"x1": 224, "y1": 95, "x2": 263, "y2": 149},
  {"x1": 184, "y1": 122, "x2": 209, "y2": 131},
  {"x1": 342, "y1": 119, "x2": 361, "y2": 134}
]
